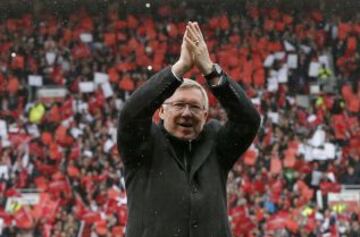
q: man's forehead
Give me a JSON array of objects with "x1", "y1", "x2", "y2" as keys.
[{"x1": 167, "y1": 87, "x2": 204, "y2": 102}]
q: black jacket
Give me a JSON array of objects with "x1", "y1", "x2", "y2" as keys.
[{"x1": 117, "y1": 66, "x2": 261, "y2": 237}]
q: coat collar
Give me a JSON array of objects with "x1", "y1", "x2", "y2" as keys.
[{"x1": 159, "y1": 121, "x2": 214, "y2": 180}]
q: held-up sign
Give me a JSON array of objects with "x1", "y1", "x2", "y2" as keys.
[
  {"x1": 287, "y1": 54, "x2": 298, "y2": 69},
  {"x1": 94, "y1": 72, "x2": 109, "y2": 84},
  {"x1": 28, "y1": 75, "x2": 43, "y2": 87},
  {"x1": 0, "y1": 120, "x2": 7, "y2": 140},
  {"x1": 308, "y1": 62, "x2": 321, "y2": 77},
  {"x1": 79, "y1": 82, "x2": 96, "y2": 93},
  {"x1": 101, "y1": 82, "x2": 114, "y2": 98},
  {"x1": 80, "y1": 33, "x2": 93, "y2": 43}
]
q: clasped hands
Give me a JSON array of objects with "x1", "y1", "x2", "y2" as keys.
[{"x1": 172, "y1": 21, "x2": 213, "y2": 78}]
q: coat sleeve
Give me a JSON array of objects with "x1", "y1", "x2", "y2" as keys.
[
  {"x1": 209, "y1": 74, "x2": 261, "y2": 171},
  {"x1": 117, "y1": 66, "x2": 182, "y2": 166}
]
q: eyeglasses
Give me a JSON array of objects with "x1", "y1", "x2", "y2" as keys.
[{"x1": 163, "y1": 101, "x2": 205, "y2": 114}]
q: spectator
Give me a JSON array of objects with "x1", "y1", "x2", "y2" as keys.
[{"x1": 340, "y1": 167, "x2": 360, "y2": 185}]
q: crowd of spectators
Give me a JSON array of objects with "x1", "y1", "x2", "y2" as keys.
[{"x1": 0, "y1": 0, "x2": 359, "y2": 236}]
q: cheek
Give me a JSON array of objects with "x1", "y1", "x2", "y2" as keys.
[
  {"x1": 193, "y1": 118, "x2": 206, "y2": 131},
  {"x1": 165, "y1": 115, "x2": 178, "y2": 128},
  {"x1": 196, "y1": 122, "x2": 205, "y2": 132}
]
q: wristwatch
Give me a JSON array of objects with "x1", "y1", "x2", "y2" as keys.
[{"x1": 204, "y1": 63, "x2": 223, "y2": 81}]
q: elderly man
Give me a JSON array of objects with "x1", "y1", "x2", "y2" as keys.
[{"x1": 117, "y1": 22, "x2": 260, "y2": 237}]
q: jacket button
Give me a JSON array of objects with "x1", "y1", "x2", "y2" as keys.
[{"x1": 192, "y1": 220, "x2": 199, "y2": 228}]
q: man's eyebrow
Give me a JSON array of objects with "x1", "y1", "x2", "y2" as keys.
[{"x1": 172, "y1": 100, "x2": 202, "y2": 104}]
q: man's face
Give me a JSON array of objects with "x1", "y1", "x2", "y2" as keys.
[{"x1": 159, "y1": 87, "x2": 208, "y2": 141}]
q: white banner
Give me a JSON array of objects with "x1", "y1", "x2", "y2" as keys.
[
  {"x1": 287, "y1": 54, "x2": 298, "y2": 69},
  {"x1": 80, "y1": 33, "x2": 93, "y2": 43},
  {"x1": 79, "y1": 82, "x2": 96, "y2": 93},
  {"x1": 94, "y1": 72, "x2": 109, "y2": 84},
  {"x1": 28, "y1": 75, "x2": 43, "y2": 87}
]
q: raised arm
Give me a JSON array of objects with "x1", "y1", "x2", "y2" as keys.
[
  {"x1": 117, "y1": 29, "x2": 194, "y2": 165},
  {"x1": 211, "y1": 76, "x2": 261, "y2": 170},
  {"x1": 186, "y1": 22, "x2": 261, "y2": 171}
]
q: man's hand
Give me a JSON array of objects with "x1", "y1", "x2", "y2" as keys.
[
  {"x1": 172, "y1": 29, "x2": 194, "y2": 78},
  {"x1": 184, "y1": 22, "x2": 213, "y2": 75}
]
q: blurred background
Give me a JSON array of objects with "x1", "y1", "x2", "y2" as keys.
[{"x1": 0, "y1": 0, "x2": 359, "y2": 236}]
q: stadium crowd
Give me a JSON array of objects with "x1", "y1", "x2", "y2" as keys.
[{"x1": 0, "y1": 0, "x2": 359, "y2": 236}]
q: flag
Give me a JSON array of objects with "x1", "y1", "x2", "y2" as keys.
[{"x1": 14, "y1": 207, "x2": 33, "y2": 229}]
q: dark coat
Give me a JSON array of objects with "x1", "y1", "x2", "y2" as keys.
[{"x1": 117, "y1": 66, "x2": 261, "y2": 237}]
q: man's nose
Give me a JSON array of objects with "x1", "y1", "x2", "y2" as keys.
[{"x1": 181, "y1": 105, "x2": 192, "y2": 116}]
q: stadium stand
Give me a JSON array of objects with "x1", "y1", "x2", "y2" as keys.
[{"x1": 0, "y1": 0, "x2": 359, "y2": 236}]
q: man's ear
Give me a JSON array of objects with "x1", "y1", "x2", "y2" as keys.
[
  {"x1": 158, "y1": 106, "x2": 165, "y2": 120},
  {"x1": 203, "y1": 110, "x2": 209, "y2": 121}
]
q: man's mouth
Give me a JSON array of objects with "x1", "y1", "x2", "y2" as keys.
[{"x1": 178, "y1": 122, "x2": 193, "y2": 128}]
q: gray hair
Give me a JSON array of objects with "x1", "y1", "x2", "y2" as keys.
[{"x1": 178, "y1": 78, "x2": 209, "y2": 111}]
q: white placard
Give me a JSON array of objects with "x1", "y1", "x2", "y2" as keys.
[
  {"x1": 296, "y1": 95, "x2": 310, "y2": 108},
  {"x1": 251, "y1": 97, "x2": 260, "y2": 105},
  {"x1": 85, "y1": 113, "x2": 94, "y2": 123},
  {"x1": 101, "y1": 82, "x2": 114, "y2": 98},
  {"x1": 312, "y1": 147, "x2": 328, "y2": 160},
  {"x1": 331, "y1": 26, "x2": 338, "y2": 40},
  {"x1": 26, "y1": 124, "x2": 40, "y2": 138},
  {"x1": 309, "y1": 128, "x2": 325, "y2": 147},
  {"x1": 286, "y1": 96, "x2": 295, "y2": 105},
  {"x1": 22, "y1": 151, "x2": 29, "y2": 168},
  {"x1": 0, "y1": 218, "x2": 3, "y2": 234},
  {"x1": 310, "y1": 84, "x2": 320, "y2": 94},
  {"x1": 118, "y1": 194, "x2": 127, "y2": 205},
  {"x1": 8, "y1": 124, "x2": 19, "y2": 133},
  {"x1": 83, "y1": 150, "x2": 93, "y2": 158},
  {"x1": 80, "y1": 33, "x2": 93, "y2": 43},
  {"x1": 104, "y1": 139, "x2": 114, "y2": 153},
  {"x1": 79, "y1": 82, "x2": 96, "y2": 93},
  {"x1": 319, "y1": 55, "x2": 330, "y2": 69},
  {"x1": 307, "y1": 142, "x2": 336, "y2": 161},
  {"x1": 308, "y1": 62, "x2": 320, "y2": 77},
  {"x1": 46, "y1": 52, "x2": 56, "y2": 65},
  {"x1": 0, "y1": 120, "x2": 7, "y2": 140},
  {"x1": 307, "y1": 114, "x2": 317, "y2": 123},
  {"x1": 70, "y1": 127, "x2": 83, "y2": 139},
  {"x1": 311, "y1": 170, "x2": 323, "y2": 186},
  {"x1": 115, "y1": 99, "x2": 124, "y2": 111},
  {"x1": 0, "y1": 139, "x2": 11, "y2": 148},
  {"x1": 37, "y1": 87, "x2": 67, "y2": 98},
  {"x1": 28, "y1": 75, "x2": 43, "y2": 87},
  {"x1": 0, "y1": 165, "x2": 9, "y2": 180},
  {"x1": 1, "y1": 139, "x2": 10, "y2": 148},
  {"x1": 108, "y1": 126, "x2": 117, "y2": 143},
  {"x1": 73, "y1": 100, "x2": 89, "y2": 113},
  {"x1": 284, "y1": 40, "x2": 296, "y2": 51},
  {"x1": 327, "y1": 172, "x2": 336, "y2": 182},
  {"x1": 268, "y1": 112, "x2": 279, "y2": 124},
  {"x1": 277, "y1": 66, "x2": 288, "y2": 83},
  {"x1": 61, "y1": 117, "x2": 73, "y2": 128},
  {"x1": 300, "y1": 44, "x2": 311, "y2": 54},
  {"x1": 287, "y1": 54, "x2": 298, "y2": 69},
  {"x1": 264, "y1": 54, "x2": 275, "y2": 68},
  {"x1": 324, "y1": 143, "x2": 336, "y2": 159},
  {"x1": 94, "y1": 72, "x2": 109, "y2": 84},
  {"x1": 267, "y1": 77, "x2": 278, "y2": 92},
  {"x1": 317, "y1": 190, "x2": 323, "y2": 209},
  {"x1": 274, "y1": 51, "x2": 286, "y2": 60},
  {"x1": 269, "y1": 69, "x2": 278, "y2": 78}
]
